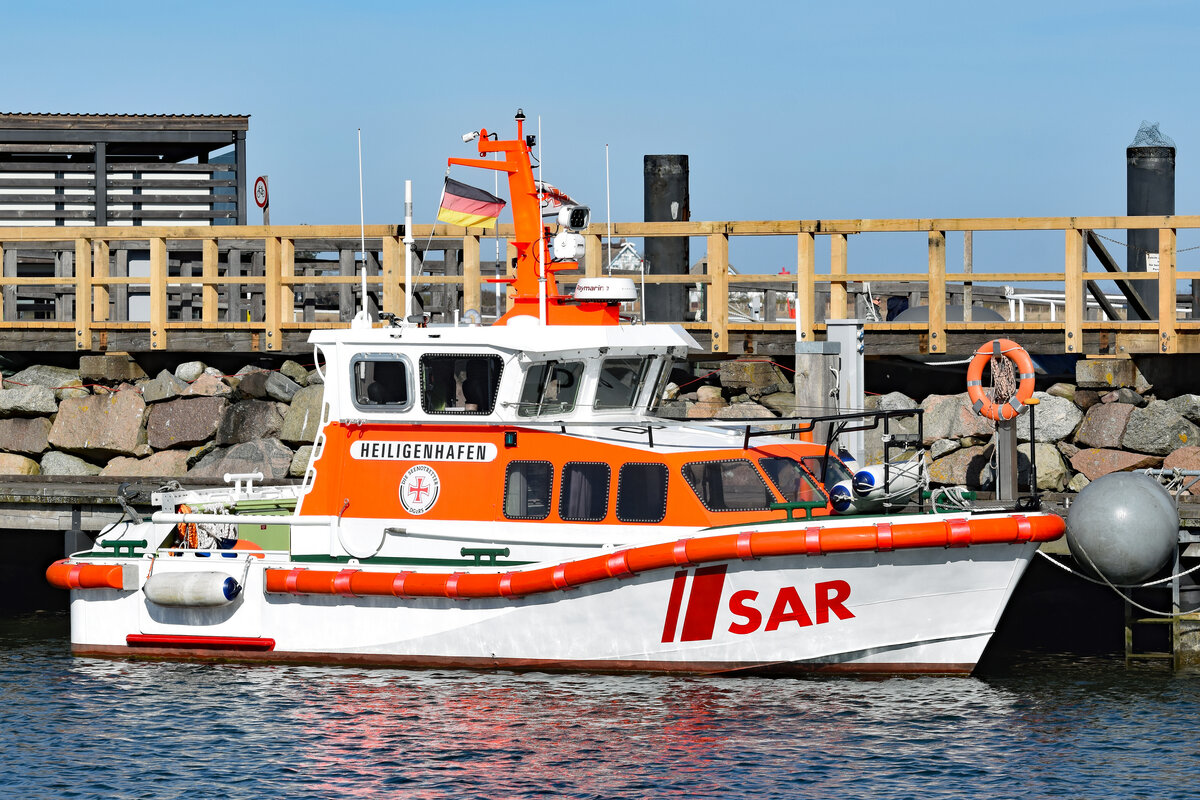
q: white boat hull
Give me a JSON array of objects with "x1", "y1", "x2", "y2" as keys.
[{"x1": 68, "y1": 541, "x2": 1036, "y2": 675}]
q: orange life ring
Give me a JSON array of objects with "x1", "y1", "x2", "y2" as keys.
[{"x1": 966, "y1": 338, "x2": 1035, "y2": 421}]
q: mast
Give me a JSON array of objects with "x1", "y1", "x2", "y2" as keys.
[{"x1": 448, "y1": 109, "x2": 619, "y2": 326}]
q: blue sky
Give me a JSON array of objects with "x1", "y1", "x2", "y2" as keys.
[{"x1": 5, "y1": 0, "x2": 1198, "y2": 274}]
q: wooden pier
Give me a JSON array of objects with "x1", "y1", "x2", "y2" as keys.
[{"x1": 0, "y1": 215, "x2": 1197, "y2": 357}]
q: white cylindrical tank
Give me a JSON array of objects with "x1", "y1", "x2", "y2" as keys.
[
  {"x1": 852, "y1": 462, "x2": 921, "y2": 503},
  {"x1": 144, "y1": 572, "x2": 243, "y2": 607}
]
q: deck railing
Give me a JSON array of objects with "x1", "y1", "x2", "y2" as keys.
[{"x1": 0, "y1": 216, "x2": 1196, "y2": 354}]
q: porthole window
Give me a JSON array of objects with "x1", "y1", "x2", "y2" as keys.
[
  {"x1": 350, "y1": 354, "x2": 411, "y2": 410},
  {"x1": 559, "y1": 462, "x2": 610, "y2": 521},
  {"x1": 420, "y1": 354, "x2": 502, "y2": 415},
  {"x1": 616, "y1": 462, "x2": 668, "y2": 523},
  {"x1": 683, "y1": 459, "x2": 773, "y2": 512},
  {"x1": 504, "y1": 461, "x2": 553, "y2": 520}
]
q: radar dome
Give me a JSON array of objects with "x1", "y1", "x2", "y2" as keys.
[{"x1": 1065, "y1": 472, "x2": 1177, "y2": 584}]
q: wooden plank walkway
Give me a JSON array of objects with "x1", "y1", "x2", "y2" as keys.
[{"x1": 0, "y1": 216, "x2": 1196, "y2": 357}]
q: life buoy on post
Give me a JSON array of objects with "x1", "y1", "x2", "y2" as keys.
[{"x1": 966, "y1": 339, "x2": 1035, "y2": 421}]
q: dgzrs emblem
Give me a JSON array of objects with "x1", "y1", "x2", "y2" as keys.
[{"x1": 399, "y1": 464, "x2": 441, "y2": 515}]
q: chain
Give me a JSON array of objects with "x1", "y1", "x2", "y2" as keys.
[{"x1": 1092, "y1": 231, "x2": 1200, "y2": 253}]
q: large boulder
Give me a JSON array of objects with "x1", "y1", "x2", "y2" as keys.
[
  {"x1": 920, "y1": 393, "x2": 993, "y2": 445},
  {"x1": 290, "y1": 445, "x2": 313, "y2": 477},
  {"x1": 927, "y1": 445, "x2": 991, "y2": 487},
  {"x1": 1075, "y1": 403, "x2": 1135, "y2": 450},
  {"x1": 40, "y1": 451, "x2": 102, "y2": 477},
  {"x1": 1120, "y1": 400, "x2": 1200, "y2": 455},
  {"x1": 279, "y1": 385, "x2": 325, "y2": 446},
  {"x1": 0, "y1": 417, "x2": 51, "y2": 455},
  {"x1": 79, "y1": 354, "x2": 147, "y2": 384},
  {"x1": 719, "y1": 360, "x2": 788, "y2": 395},
  {"x1": 0, "y1": 384, "x2": 57, "y2": 417},
  {"x1": 1167, "y1": 394, "x2": 1200, "y2": 425},
  {"x1": 238, "y1": 371, "x2": 301, "y2": 403},
  {"x1": 1017, "y1": 392, "x2": 1082, "y2": 443},
  {"x1": 714, "y1": 401, "x2": 775, "y2": 419},
  {"x1": 1069, "y1": 448, "x2": 1162, "y2": 481},
  {"x1": 146, "y1": 396, "x2": 227, "y2": 450},
  {"x1": 280, "y1": 360, "x2": 310, "y2": 387},
  {"x1": 758, "y1": 392, "x2": 797, "y2": 416},
  {"x1": 182, "y1": 373, "x2": 232, "y2": 397},
  {"x1": 1016, "y1": 442, "x2": 1070, "y2": 491},
  {"x1": 141, "y1": 369, "x2": 189, "y2": 404},
  {"x1": 174, "y1": 361, "x2": 208, "y2": 383},
  {"x1": 1075, "y1": 358, "x2": 1150, "y2": 392},
  {"x1": 101, "y1": 450, "x2": 190, "y2": 478},
  {"x1": 48, "y1": 391, "x2": 147, "y2": 458},
  {"x1": 0, "y1": 453, "x2": 40, "y2": 475},
  {"x1": 5, "y1": 365, "x2": 87, "y2": 400},
  {"x1": 861, "y1": 392, "x2": 919, "y2": 465},
  {"x1": 188, "y1": 438, "x2": 294, "y2": 480},
  {"x1": 216, "y1": 399, "x2": 284, "y2": 445}
]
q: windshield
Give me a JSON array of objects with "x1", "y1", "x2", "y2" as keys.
[{"x1": 801, "y1": 454, "x2": 854, "y2": 491}]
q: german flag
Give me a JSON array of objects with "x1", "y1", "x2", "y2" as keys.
[{"x1": 437, "y1": 178, "x2": 506, "y2": 229}]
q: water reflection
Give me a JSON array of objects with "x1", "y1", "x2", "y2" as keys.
[{"x1": 3, "y1": 617, "x2": 1200, "y2": 799}]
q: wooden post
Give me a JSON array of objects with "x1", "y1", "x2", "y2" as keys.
[
  {"x1": 707, "y1": 232, "x2": 729, "y2": 353},
  {"x1": 280, "y1": 237, "x2": 295, "y2": 325},
  {"x1": 585, "y1": 234, "x2": 603, "y2": 278},
  {"x1": 1064, "y1": 229, "x2": 1084, "y2": 354},
  {"x1": 149, "y1": 237, "x2": 167, "y2": 350},
  {"x1": 382, "y1": 234, "x2": 403, "y2": 317},
  {"x1": 113, "y1": 249, "x2": 128, "y2": 322},
  {"x1": 928, "y1": 231, "x2": 946, "y2": 354},
  {"x1": 74, "y1": 238, "x2": 92, "y2": 350},
  {"x1": 338, "y1": 248, "x2": 355, "y2": 319},
  {"x1": 462, "y1": 233, "x2": 481, "y2": 316},
  {"x1": 202, "y1": 239, "x2": 218, "y2": 322},
  {"x1": 93, "y1": 240, "x2": 110, "y2": 323},
  {"x1": 830, "y1": 233, "x2": 848, "y2": 320},
  {"x1": 963, "y1": 230, "x2": 973, "y2": 322},
  {"x1": 796, "y1": 232, "x2": 815, "y2": 342},
  {"x1": 0, "y1": 244, "x2": 6, "y2": 321},
  {"x1": 1160, "y1": 227, "x2": 1178, "y2": 354},
  {"x1": 264, "y1": 236, "x2": 281, "y2": 350},
  {"x1": 227, "y1": 249, "x2": 242, "y2": 323}
]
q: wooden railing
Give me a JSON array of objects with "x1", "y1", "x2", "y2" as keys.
[{"x1": 0, "y1": 216, "x2": 1196, "y2": 355}]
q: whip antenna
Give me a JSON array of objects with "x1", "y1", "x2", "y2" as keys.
[{"x1": 354, "y1": 128, "x2": 370, "y2": 325}]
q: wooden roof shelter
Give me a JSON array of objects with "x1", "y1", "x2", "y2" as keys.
[{"x1": 0, "y1": 113, "x2": 248, "y2": 227}]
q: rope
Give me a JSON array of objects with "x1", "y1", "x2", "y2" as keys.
[{"x1": 1036, "y1": 548, "x2": 1200, "y2": 618}]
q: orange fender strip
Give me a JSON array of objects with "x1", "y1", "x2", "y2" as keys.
[
  {"x1": 46, "y1": 559, "x2": 134, "y2": 591},
  {"x1": 263, "y1": 513, "x2": 1064, "y2": 600}
]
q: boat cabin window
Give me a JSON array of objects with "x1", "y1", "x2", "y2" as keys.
[
  {"x1": 559, "y1": 462, "x2": 610, "y2": 521},
  {"x1": 801, "y1": 455, "x2": 854, "y2": 491},
  {"x1": 759, "y1": 457, "x2": 824, "y2": 503},
  {"x1": 682, "y1": 459, "x2": 773, "y2": 512},
  {"x1": 504, "y1": 460, "x2": 553, "y2": 520},
  {"x1": 596, "y1": 357, "x2": 651, "y2": 409},
  {"x1": 616, "y1": 462, "x2": 668, "y2": 523},
  {"x1": 351, "y1": 354, "x2": 411, "y2": 410},
  {"x1": 420, "y1": 354, "x2": 502, "y2": 414},
  {"x1": 518, "y1": 361, "x2": 584, "y2": 417}
]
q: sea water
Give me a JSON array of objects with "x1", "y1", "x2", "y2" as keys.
[{"x1": 2, "y1": 614, "x2": 1197, "y2": 799}]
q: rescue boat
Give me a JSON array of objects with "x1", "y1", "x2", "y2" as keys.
[{"x1": 48, "y1": 110, "x2": 1065, "y2": 675}]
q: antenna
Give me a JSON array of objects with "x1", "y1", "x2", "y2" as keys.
[
  {"x1": 537, "y1": 115, "x2": 547, "y2": 325},
  {"x1": 354, "y1": 128, "x2": 370, "y2": 326},
  {"x1": 404, "y1": 179, "x2": 413, "y2": 320},
  {"x1": 605, "y1": 143, "x2": 612, "y2": 275}
]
